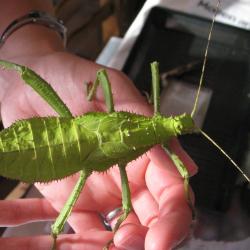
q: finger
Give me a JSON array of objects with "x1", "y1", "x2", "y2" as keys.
[
  {"x1": 145, "y1": 161, "x2": 193, "y2": 249},
  {"x1": 57, "y1": 231, "x2": 113, "y2": 250},
  {"x1": 36, "y1": 173, "x2": 121, "y2": 214},
  {"x1": 109, "y1": 211, "x2": 147, "y2": 250},
  {"x1": 68, "y1": 211, "x2": 106, "y2": 233},
  {"x1": 132, "y1": 189, "x2": 158, "y2": 227},
  {"x1": 36, "y1": 174, "x2": 122, "y2": 234},
  {"x1": 114, "y1": 223, "x2": 147, "y2": 250},
  {"x1": 0, "y1": 198, "x2": 57, "y2": 226},
  {"x1": 106, "y1": 210, "x2": 140, "y2": 231},
  {"x1": 145, "y1": 184, "x2": 192, "y2": 250},
  {"x1": 0, "y1": 231, "x2": 113, "y2": 250},
  {"x1": 146, "y1": 159, "x2": 195, "y2": 205},
  {"x1": 145, "y1": 205, "x2": 192, "y2": 250}
]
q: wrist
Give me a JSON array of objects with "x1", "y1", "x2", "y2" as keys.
[
  {"x1": 0, "y1": 1, "x2": 64, "y2": 60},
  {"x1": 1, "y1": 25, "x2": 65, "y2": 60}
]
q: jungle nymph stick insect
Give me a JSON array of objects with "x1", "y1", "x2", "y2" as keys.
[
  {"x1": 0, "y1": 60, "x2": 196, "y2": 249},
  {"x1": 0, "y1": 60, "x2": 249, "y2": 250},
  {"x1": 0, "y1": 3, "x2": 250, "y2": 250}
]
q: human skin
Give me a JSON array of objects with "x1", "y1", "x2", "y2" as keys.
[{"x1": 0, "y1": 1, "x2": 197, "y2": 249}]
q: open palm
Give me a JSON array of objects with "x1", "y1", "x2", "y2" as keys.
[{"x1": 0, "y1": 52, "x2": 197, "y2": 250}]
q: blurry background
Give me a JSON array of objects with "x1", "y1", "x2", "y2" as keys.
[{"x1": 55, "y1": 0, "x2": 146, "y2": 59}]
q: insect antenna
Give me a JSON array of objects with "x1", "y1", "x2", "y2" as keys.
[
  {"x1": 199, "y1": 129, "x2": 250, "y2": 183},
  {"x1": 190, "y1": 0, "x2": 250, "y2": 183},
  {"x1": 191, "y1": 0, "x2": 221, "y2": 118}
]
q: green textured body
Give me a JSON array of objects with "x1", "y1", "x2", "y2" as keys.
[{"x1": 0, "y1": 111, "x2": 194, "y2": 183}]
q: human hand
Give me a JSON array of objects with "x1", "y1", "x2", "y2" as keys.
[{"x1": 0, "y1": 50, "x2": 197, "y2": 250}]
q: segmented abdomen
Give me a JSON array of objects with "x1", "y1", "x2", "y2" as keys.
[
  {"x1": 0, "y1": 112, "x2": 177, "y2": 183},
  {"x1": 0, "y1": 117, "x2": 97, "y2": 182}
]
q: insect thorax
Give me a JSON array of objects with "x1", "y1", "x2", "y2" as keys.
[
  {"x1": 77, "y1": 112, "x2": 195, "y2": 172},
  {"x1": 170, "y1": 113, "x2": 195, "y2": 136}
]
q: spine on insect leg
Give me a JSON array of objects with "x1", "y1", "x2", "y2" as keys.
[{"x1": 0, "y1": 117, "x2": 97, "y2": 183}]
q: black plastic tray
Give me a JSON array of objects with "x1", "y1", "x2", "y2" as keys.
[{"x1": 123, "y1": 7, "x2": 250, "y2": 211}]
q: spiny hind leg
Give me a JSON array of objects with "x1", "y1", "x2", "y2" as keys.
[
  {"x1": 162, "y1": 145, "x2": 195, "y2": 219},
  {"x1": 87, "y1": 69, "x2": 114, "y2": 113},
  {"x1": 104, "y1": 164, "x2": 132, "y2": 250},
  {"x1": 0, "y1": 60, "x2": 72, "y2": 117}
]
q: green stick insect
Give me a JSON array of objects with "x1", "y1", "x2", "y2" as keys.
[{"x1": 0, "y1": 2, "x2": 250, "y2": 250}]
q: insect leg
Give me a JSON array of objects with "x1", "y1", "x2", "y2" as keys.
[
  {"x1": 0, "y1": 60, "x2": 72, "y2": 118},
  {"x1": 114, "y1": 164, "x2": 132, "y2": 231},
  {"x1": 104, "y1": 164, "x2": 132, "y2": 250},
  {"x1": 150, "y1": 61, "x2": 160, "y2": 115},
  {"x1": 51, "y1": 169, "x2": 90, "y2": 250},
  {"x1": 87, "y1": 69, "x2": 114, "y2": 112},
  {"x1": 162, "y1": 145, "x2": 195, "y2": 219}
]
